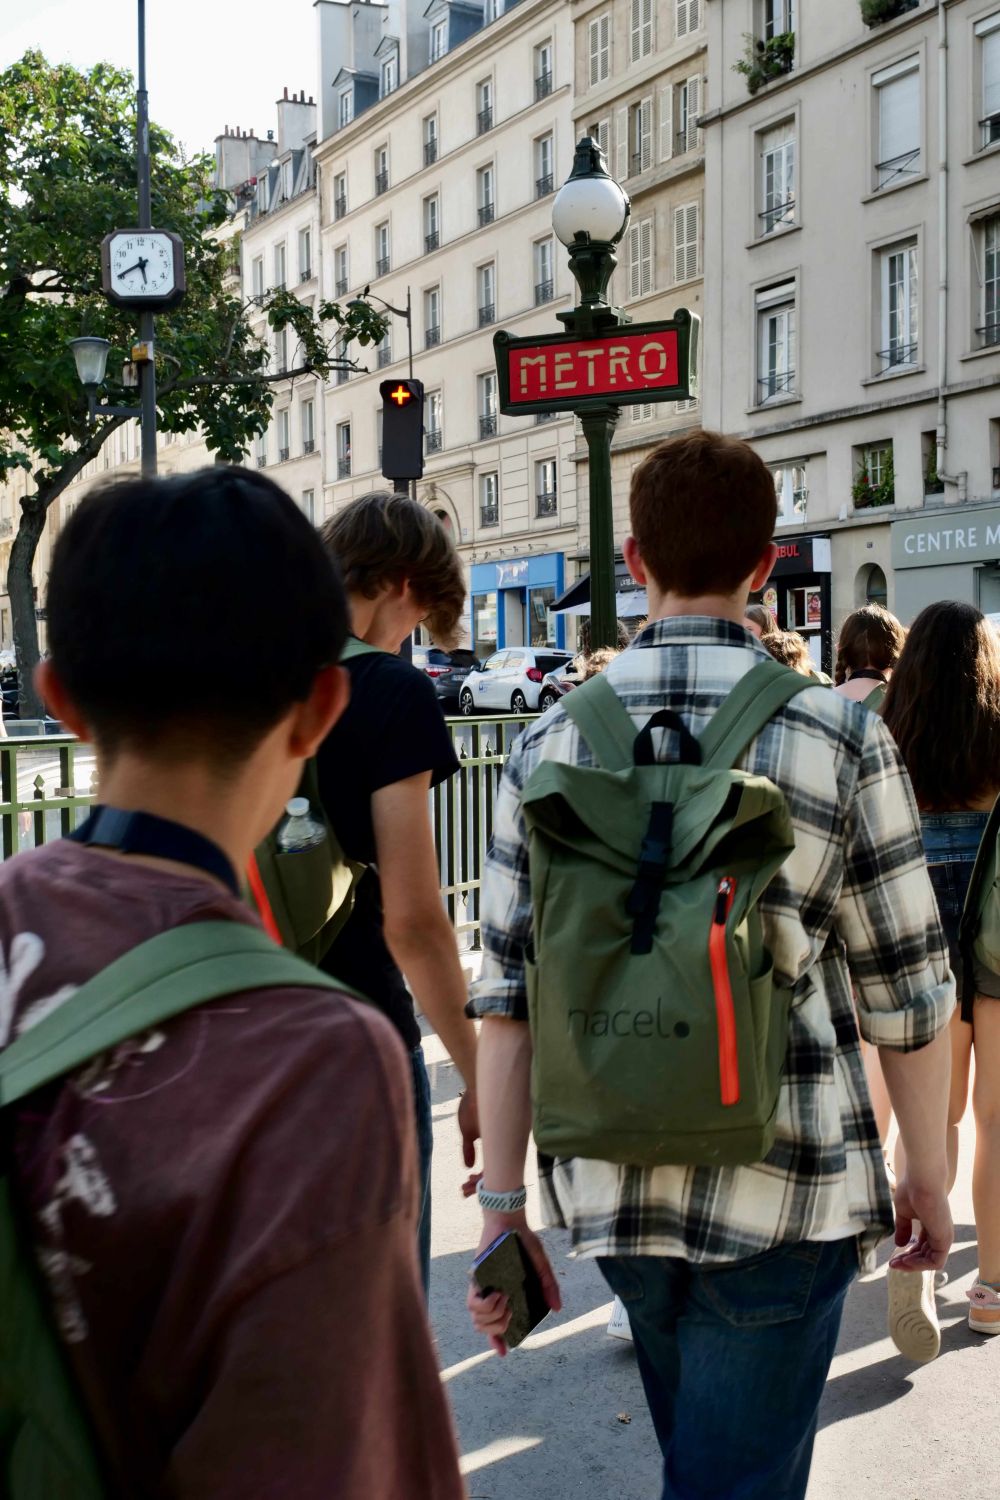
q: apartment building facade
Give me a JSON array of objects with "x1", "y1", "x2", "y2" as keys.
[{"x1": 703, "y1": 0, "x2": 1000, "y2": 667}]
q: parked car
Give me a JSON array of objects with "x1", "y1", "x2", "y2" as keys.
[
  {"x1": 411, "y1": 645, "x2": 481, "y2": 709},
  {"x1": 459, "y1": 647, "x2": 574, "y2": 715},
  {"x1": 537, "y1": 661, "x2": 580, "y2": 712}
]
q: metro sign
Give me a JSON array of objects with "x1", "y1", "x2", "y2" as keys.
[{"x1": 494, "y1": 310, "x2": 699, "y2": 416}]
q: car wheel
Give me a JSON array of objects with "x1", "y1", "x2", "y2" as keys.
[
  {"x1": 538, "y1": 690, "x2": 558, "y2": 712},
  {"x1": 459, "y1": 691, "x2": 475, "y2": 716},
  {"x1": 511, "y1": 690, "x2": 529, "y2": 714}
]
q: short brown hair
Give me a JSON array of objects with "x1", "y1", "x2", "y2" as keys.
[
  {"x1": 763, "y1": 630, "x2": 813, "y2": 675},
  {"x1": 883, "y1": 601, "x2": 1000, "y2": 810},
  {"x1": 321, "y1": 491, "x2": 465, "y2": 649},
  {"x1": 629, "y1": 431, "x2": 777, "y2": 596},
  {"x1": 834, "y1": 604, "x2": 906, "y2": 686}
]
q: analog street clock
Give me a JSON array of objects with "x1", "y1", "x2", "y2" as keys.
[{"x1": 100, "y1": 228, "x2": 186, "y2": 309}]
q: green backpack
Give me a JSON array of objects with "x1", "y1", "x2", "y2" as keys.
[
  {"x1": 521, "y1": 659, "x2": 812, "y2": 1169},
  {"x1": 249, "y1": 637, "x2": 378, "y2": 963},
  {"x1": 958, "y1": 792, "x2": 1000, "y2": 1024},
  {"x1": 0, "y1": 920, "x2": 349, "y2": 1499}
]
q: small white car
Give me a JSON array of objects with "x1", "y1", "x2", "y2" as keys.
[{"x1": 459, "y1": 647, "x2": 574, "y2": 714}]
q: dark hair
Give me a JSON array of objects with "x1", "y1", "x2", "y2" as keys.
[
  {"x1": 47, "y1": 467, "x2": 347, "y2": 762},
  {"x1": 320, "y1": 491, "x2": 465, "y2": 649},
  {"x1": 745, "y1": 602, "x2": 779, "y2": 639},
  {"x1": 834, "y1": 604, "x2": 906, "y2": 686},
  {"x1": 763, "y1": 630, "x2": 813, "y2": 675},
  {"x1": 630, "y1": 431, "x2": 777, "y2": 596},
  {"x1": 882, "y1": 601, "x2": 1000, "y2": 810}
]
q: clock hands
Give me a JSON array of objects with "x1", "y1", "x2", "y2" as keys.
[{"x1": 117, "y1": 256, "x2": 149, "y2": 284}]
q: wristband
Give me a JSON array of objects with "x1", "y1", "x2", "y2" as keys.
[{"x1": 477, "y1": 1182, "x2": 527, "y2": 1213}]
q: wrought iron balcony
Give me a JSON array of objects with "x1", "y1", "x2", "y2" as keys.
[
  {"x1": 535, "y1": 70, "x2": 553, "y2": 101},
  {"x1": 425, "y1": 429, "x2": 443, "y2": 453},
  {"x1": 478, "y1": 303, "x2": 496, "y2": 327},
  {"x1": 477, "y1": 107, "x2": 493, "y2": 135},
  {"x1": 478, "y1": 202, "x2": 495, "y2": 227},
  {"x1": 757, "y1": 369, "x2": 797, "y2": 402},
  {"x1": 425, "y1": 325, "x2": 441, "y2": 349},
  {"x1": 480, "y1": 505, "x2": 499, "y2": 528},
  {"x1": 375, "y1": 255, "x2": 390, "y2": 277},
  {"x1": 375, "y1": 170, "x2": 389, "y2": 196},
  {"x1": 299, "y1": 267, "x2": 311, "y2": 282},
  {"x1": 255, "y1": 455, "x2": 267, "y2": 468},
  {"x1": 479, "y1": 413, "x2": 497, "y2": 439},
  {"x1": 630, "y1": 149, "x2": 651, "y2": 176},
  {"x1": 377, "y1": 345, "x2": 392, "y2": 368},
  {"x1": 535, "y1": 173, "x2": 554, "y2": 198},
  {"x1": 335, "y1": 277, "x2": 348, "y2": 298},
  {"x1": 303, "y1": 438, "x2": 315, "y2": 454},
  {"x1": 334, "y1": 195, "x2": 347, "y2": 220},
  {"x1": 982, "y1": 112, "x2": 1000, "y2": 149},
  {"x1": 278, "y1": 446, "x2": 289, "y2": 463},
  {"x1": 976, "y1": 321, "x2": 1000, "y2": 348},
  {"x1": 534, "y1": 411, "x2": 557, "y2": 424},
  {"x1": 759, "y1": 197, "x2": 796, "y2": 233},
  {"x1": 424, "y1": 139, "x2": 438, "y2": 166},
  {"x1": 425, "y1": 230, "x2": 439, "y2": 253},
  {"x1": 337, "y1": 456, "x2": 351, "y2": 478},
  {"x1": 534, "y1": 279, "x2": 554, "y2": 305},
  {"x1": 874, "y1": 147, "x2": 920, "y2": 190},
  {"x1": 535, "y1": 491, "x2": 558, "y2": 517},
  {"x1": 876, "y1": 342, "x2": 919, "y2": 371}
]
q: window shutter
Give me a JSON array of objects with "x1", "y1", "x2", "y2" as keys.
[
  {"x1": 676, "y1": 0, "x2": 691, "y2": 39},
  {"x1": 601, "y1": 13, "x2": 611, "y2": 79},
  {"x1": 615, "y1": 106, "x2": 628, "y2": 180},
  {"x1": 628, "y1": 225, "x2": 640, "y2": 299},
  {"x1": 640, "y1": 97, "x2": 652, "y2": 169},
  {"x1": 589, "y1": 19, "x2": 600, "y2": 86},
  {"x1": 640, "y1": 217, "x2": 653, "y2": 294},
  {"x1": 630, "y1": 0, "x2": 640, "y2": 61},
  {"x1": 686, "y1": 76, "x2": 702, "y2": 152},
  {"x1": 659, "y1": 86, "x2": 673, "y2": 160},
  {"x1": 674, "y1": 204, "x2": 699, "y2": 283}
]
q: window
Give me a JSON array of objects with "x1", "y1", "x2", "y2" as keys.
[
  {"x1": 630, "y1": 0, "x2": 653, "y2": 62},
  {"x1": 301, "y1": 399, "x2": 315, "y2": 454},
  {"x1": 979, "y1": 14, "x2": 1000, "y2": 148},
  {"x1": 380, "y1": 50, "x2": 398, "y2": 98},
  {"x1": 282, "y1": 160, "x2": 293, "y2": 201},
  {"x1": 334, "y1": 244, "x2": 349, "y2": 299},
  {"x1": 478, "y1": 372, "x2": 498, "y2": 439},
  {"x1": 534, "y1": 238, "x2": 554, "y2": 303},
  {"x1": 874, "y1": 58, "x2": 921, "y2": 190},
  {"x1": 755, "y1": 281, "x2": 797, "y2": 403},
  {"x1": 630, "y1": 97, "x2": 653, "y2": 175},
  {"x1": 478, "y1": 262, "x2": 496, "y2": 325},
  {"x1": 676, "y1": 0, "x2": 700, "y2": 39},
  {"x1": 425, "y1": 390, "x2": 443, "y2": 452},
  {"x1": 375, "y1": 221, "x2": 390, "y2": 277},
  {"x1": 477, "y1": 165, "x2": 495, "y2": 226},
  {"x1": 374, "y1": 145, "x2": 389, "y2": 196},
  {"x1": 854, "y1": 442, "x2": 895, "y2": 509},
  {"x1": 763, "y1": 0, "x2": 794, "y2": 38},
  {"x1": 980, "y1": 214, "x2": 1000, "y2": 346},
  {"x1": 589, "y1": 13, "x2": 611, "y2": 86},
  {"x1": 480, "y1": 471, "x2": 499, "y2": 527},
  {"x1": 336, "y1": 421, "x2": 351, "y2": 478},
  {"x1": 301, "y1": 489, "x2": 315, "y2": 523},
  {"x1": 771, "y1": 464, "x2": 808, "y2": 525},
  {"x1": 298, "y1": 227, "x2": 312, "y2": 281},
  {"x1": 759, "y1": 120, "x2": 796, "y2": 234},
  {"x1": 675, "y1": 77, "x2": 702, "y2": 156},
  {"x1": 535, "y1": 134, "x2": 554, "y2": 198},
  {"x1": 534, "y1": 41, "x2": 553, "y2": 100},
  {"x1": 277, "y1": 409, "x2": 290, "y2": 462},
  {"x1": 274, "y1": 325, "x2": 288, "y2": 374},
  {"x1": 628, "y1": 217, "x2": 653, "y2": 298},
  {"x1": 255, "y1": 431, "x2": 268, "y2": 468},
  {"x1": 879, "y1": 240, "x2": 919, "y2": 369},
  {"x1": 424, "y1": 286, "x2": 441, "y2": 347},
  {"x1": 535, "y1": 458, "x2": 558, "y2": 517},
  {"x1": 333, "y1": 171, "x2": 347, "y2": 220},
  {"x1": 673, "y1": 202, "x2": 700, "y2": 283},
  {"x1": 423, "y1": 113, "x2": 439, "y2": 166},
  {"x1": 477, "y1": 78, "x2": 494, "y2": 134},
  {"x1": 430, "y1": 19, "x2": 447, "y2": 63},
  {"x1": 376, "y1": 327, "x2": 392, "y2": 368},
  {"x1": 273, "y1": 242, "x2": 286, "y2": 289},
  {"x1": 485, "y1": 0, "x2": 502, "y2": 21},
  {"x1": 251, "y1": 255, "x2": 264, "y2": 299},
  {"x1": 423, "y1": 194, "x2": 440, "y2": 252},
  {"x1": 256, "y1": 176, "x2": 269, "y2": 215},
  {"x1": 338, "y1": 88, "x2": 353, "y2": 128}
]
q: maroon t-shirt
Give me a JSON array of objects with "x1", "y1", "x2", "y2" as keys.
[{"x1": 1, "y1": 841, "x2": 463, "y2": 1500}]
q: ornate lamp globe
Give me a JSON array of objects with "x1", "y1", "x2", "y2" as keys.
[{"x1": 552, "y1": 137, "x2": 630, "y2": 250}]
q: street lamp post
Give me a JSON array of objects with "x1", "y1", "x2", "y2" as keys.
[
  {"x1": 552, "y1": 138, "x2": 631, "y2": 651},
  {"x1": 136, "y1": 0, "x2": 157, "y2": 476},
  {"x1": 348, "y1": 287, "x2": 413, "y2": 379}
]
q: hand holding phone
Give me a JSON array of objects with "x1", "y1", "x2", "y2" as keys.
[{"x1": 470, "y1": 1230, "x2": 551, "y2": 1350}]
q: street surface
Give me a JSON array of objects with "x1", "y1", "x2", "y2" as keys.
[{"x1": 425, "y1": 1020, "x2": 996, "y2": 1499}]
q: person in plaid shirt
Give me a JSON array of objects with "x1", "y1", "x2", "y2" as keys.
[{"x1": 466, "y1": 431, "x2": 955, "y2": 1500}]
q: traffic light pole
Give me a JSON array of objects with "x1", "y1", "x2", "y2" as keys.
[{"x1": 136, "y1": 0, "x2": 157, "y2": 478}]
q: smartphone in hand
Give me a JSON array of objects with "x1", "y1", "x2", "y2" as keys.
[{"x1": 470, "y1": 1230, "x2": 551, "y2": 1350}]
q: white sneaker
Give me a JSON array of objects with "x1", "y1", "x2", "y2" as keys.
[
  {"x1": 887, "y1": 1266, "x2": 940, "y2": 1363},
  {"x1": 606, "y1": 1295, "x2": 633, "y2": 1342}
]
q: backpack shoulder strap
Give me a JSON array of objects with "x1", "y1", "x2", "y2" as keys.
[
  {"x1": 0, "y1": 921, "x2": 351, "y2": 1108},
  {"x1": 563, "y1": 673, "x2": 638, "y2": 772},
  {"x1": 698, "y1": 660, "x2": 815, "y2": 771},
  {"x1": 341, "y1": 637, "x2": 382, "y2": 664},
  {"x1": 958, "y1": 792, "x2": 1000, "y2": 1021},
  {"x1": 862, "y1": 683, "x2": 887, "y2": 714}
]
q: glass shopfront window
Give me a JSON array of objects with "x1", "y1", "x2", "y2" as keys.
[
  {"x1": 529, "y1": 585, "x2": 557, "y2": 646},
  {"x1": 474, "y1": 592, "x2": 498, "y2": 657}
]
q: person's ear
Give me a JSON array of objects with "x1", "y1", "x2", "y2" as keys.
[
  {"x1": 623, "y1": 535, "x2": 647, "y2": 586},
  {"x1": 288, "y1": 664, "x2": 349, "y2": 759},
  {"x1": 35, "y1": 661, "x2": 90, "y2": 741},
  {"x1": 749, "y1": 543, "x2": 778, "y2": 594}
]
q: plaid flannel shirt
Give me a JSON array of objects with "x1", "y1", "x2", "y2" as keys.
[{"x1": 469, "y1": 617, "x2": 955, "y2": 1268}]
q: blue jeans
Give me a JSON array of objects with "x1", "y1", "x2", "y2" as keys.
[
  {"x1": 921, "y1": 812, "x2": 1000, "y2": 1000},
  {"x1": 598, "y1": 1236, "x2": 859, "y2": 1500},
  {"x1": 410, "y1": 1044, "x2": 433, "y2": 1297}
]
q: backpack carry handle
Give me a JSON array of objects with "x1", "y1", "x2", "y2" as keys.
[{"x1": 634, "y1": 710, "x2": 701, "y2": 767}]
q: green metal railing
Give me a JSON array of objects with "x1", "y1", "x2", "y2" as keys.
[{"x1": 0, "y1": 719, "x2": 534, "y2": 946}]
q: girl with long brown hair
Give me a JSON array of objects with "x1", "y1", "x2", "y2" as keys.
[{"x1": 883, "y1": 601, "x2": 1000, "y2": 1334}]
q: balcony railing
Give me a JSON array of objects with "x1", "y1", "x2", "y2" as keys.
[
  {"x1": 630, "y1": 149, "x2": 652, "y2": 176},
  {"x1": 278, "y1": 446, "x2": 289, "y2": 463},
  {"x1": 303, "y1": 438, "x2": 315, "y2": 454},
  {"x1": 478, "y1": 202, "x2": 495, "y2": 227},
  {"x1": 478, "y1": 303, "x2": 496, "y2": 327},
  {"x1": 299, "y1": 267, "x2": 312, "y2": 282},
  {"x1": 480, "y1": 506, "x2": 499, "y2": 527},
  {"x1": 534, "y1": 411, "x2": 557, "y2": 425},
  {"x1": 759, "y1": 198, "x2": 796, "y2": 233},
  {"x1": 377, "y1": 346, "x2": 392, "y2": 368},
  {"x1": 335, "y1": 367, "x2": 350, "y2": 386},
  {"x1": 477, "y1": 107, "x2": 493, "y2": 135},
  {"x1": 981, "y1": 112, "x2": 1000, "y2": 149},
  {"x1": 534, "y1": 279, "x2": 554, "y2": 305},
  {"x1": 535, "y1": 173, "x2": 554, "y2": 198},
  {"x1": 425, "y1": 429, "x2": 443, "y2": 453},
  {"x1": 335, "y1": 277, "x2": 348, "y2": 298},
  {"x1": 535, "y1": 70, "x2": 553, "y2": 100},
  {"x1": 375, "y1": 255, "x2": 391, "y2": 276},
  {"x1": 425, "y1": 325, "x2": 441, "y2": 349},
  {"x1": 479, "y1": 413, "x2": 497, "y2": 439},
  {"x1": 255, "y1": 455, "x2": 267, "y2": 468},
  {"x1": 876, "y1": 342, "x2": 919, "y2": 371},
  {"x1": 424, "y1": 138, "x2": 438, "y2": 166},
  {"x1": 535, "y1": 491, "x2": 558, "y2": 517},
  {"x1": 757, "y1": 370, "x2": 797, "y2": 402},
  {"x1": 375, "y1": 170, "x2": 389, "y2": 196},
  {"x1": 875, "y1": 147, "x2": 921, "y2": 190},
  {"x1": 976, "y1": 321, "x2": 1000, "y2": 348},
  {"x1": 334, "y1": 195, "x2": 347, "y2": 220},
  {"x1": 337, "y1": 456, "x2": 351, "y2": 478},
  {"x1": 425, "y1": 230, "x2": 440, "y2": 253}
]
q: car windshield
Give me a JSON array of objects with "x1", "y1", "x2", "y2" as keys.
[{"x1": 535, "y1": 653, "x2": 572, "y2": 674}]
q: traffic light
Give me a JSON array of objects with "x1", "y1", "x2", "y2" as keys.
[{"x1": 379, "y1": 378, "x2": 425, "y2": 484}]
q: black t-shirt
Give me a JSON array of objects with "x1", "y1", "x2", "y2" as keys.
[{"x1": 316, "y1": 646, "x2": 459, "y2": 1051}]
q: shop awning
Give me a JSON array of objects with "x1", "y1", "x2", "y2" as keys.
[{"x1": 551, "y1": 573, "x2": 648, "y2": 618}]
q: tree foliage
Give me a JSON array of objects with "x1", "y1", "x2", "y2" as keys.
[{"x1": 0, "y1": 51, "x2": 386, "y2": 712}]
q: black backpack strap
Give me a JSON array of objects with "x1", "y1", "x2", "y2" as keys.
[
  {"x1": 698, "y1": 661, "x2": 815, "y2": 770},
  {"x1": 957, "y1": 793, "x2": 1000, "y2": 1024},
  {"x1": 563, "y1": 674, "x2": 638, "y2": 772}
]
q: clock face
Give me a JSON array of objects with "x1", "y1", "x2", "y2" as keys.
[{"x1": 108, "y1": 232, "x2": 176, "y2": 298}]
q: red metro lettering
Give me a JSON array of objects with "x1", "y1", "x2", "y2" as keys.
[{"x1": 509, "y1": 329, "x2": 680, "y2": 404}]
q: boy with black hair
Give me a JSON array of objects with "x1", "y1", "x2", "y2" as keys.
[{"x1": 1, "y1": 469, "x2": 463, "y2": 1498}]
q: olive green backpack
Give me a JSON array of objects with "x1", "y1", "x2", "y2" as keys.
[
  {"x1": 521, "y1": 659, "x2": 812, "y2": 1169},
  {"x1": 0, "y1": 921, "x2": 348, "y2": 1498},
  {"x1": 958, "y1": 792, "x2": 1000, "y2": 1023}
]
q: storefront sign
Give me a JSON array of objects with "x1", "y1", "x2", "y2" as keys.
[
  {"x1": 493, "y1": 313, "x2": 699, "y2": 416},
  {"x1": 768, "y1": 536, "x2": 832, "y2": 577},
  {"x1": 496, "y1": 560, "x2": 529, "y2": 587},
  {"x1": 891, "y1": 504, "x2": 1000, "y2": 569}
]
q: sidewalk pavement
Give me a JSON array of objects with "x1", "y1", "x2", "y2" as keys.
[{"x1": 425, "y1": 1022, "x2": 995, "y2": 1500}]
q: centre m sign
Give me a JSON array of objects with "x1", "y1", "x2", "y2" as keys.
[{"x1": 494, "y1": 309, "x2": 699, "y2": 416}]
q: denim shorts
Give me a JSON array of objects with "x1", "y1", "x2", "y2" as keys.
[{"x1": 921, "y1": 812, "x2": 1000, "y2": 1001}]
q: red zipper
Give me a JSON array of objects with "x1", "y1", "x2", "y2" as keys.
[{"x1": 709, "y1": 877, "x2": 740, "y2": 1107}]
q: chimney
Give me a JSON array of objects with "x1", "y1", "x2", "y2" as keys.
[{"x1": 283, "y1": 86, "x2": 288, "y2": 99}]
